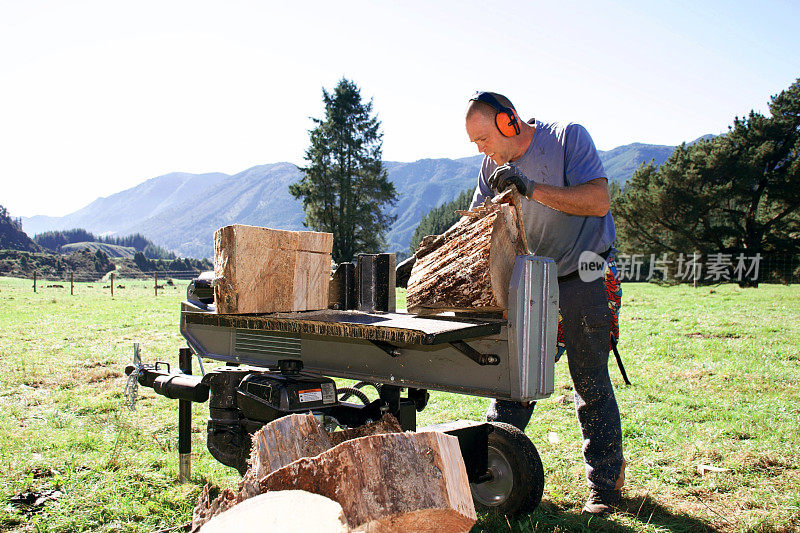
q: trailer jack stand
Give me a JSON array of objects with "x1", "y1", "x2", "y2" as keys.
[{"x1": 178, "y1": 347, "x2": 193, "y2": 483}]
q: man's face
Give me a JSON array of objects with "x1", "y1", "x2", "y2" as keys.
[{"x1": 466, "y1": 113, "x2": 510, "y2": 165}]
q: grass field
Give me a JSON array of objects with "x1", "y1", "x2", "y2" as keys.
[{"x1": 0, "y1": 276, "x2": 798, "y2": 532}]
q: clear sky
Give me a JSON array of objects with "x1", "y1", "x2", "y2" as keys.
[{"x1": 1, "y1": 0, "x2": 798, "y2": 218}]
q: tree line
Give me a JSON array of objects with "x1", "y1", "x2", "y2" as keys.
[
  {"x1": 0, "y1": 205, "x2": 23, "y2": 232},
  {"x1": 132, "y1": 252, "x2": 211, "y2": 273},
  {"x1": 612, "y1": 78, "x2": 799, "y2": 284},
  {"x1": 408, "y1": 189, "x2": 474, "y2": 254},
  {"x1": 34, "y1": 229, "x2": 177, "y2": 260}
]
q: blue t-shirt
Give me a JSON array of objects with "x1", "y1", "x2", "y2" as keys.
[{"x1": 471, "y1": 119, "x2": 616, "y2": 277}]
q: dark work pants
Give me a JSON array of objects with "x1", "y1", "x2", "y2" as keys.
[{"x1": 486, "y1": 275, "x2": 624, "y2": 491}]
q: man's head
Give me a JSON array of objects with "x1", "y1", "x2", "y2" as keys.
[{"x1": 466, "y1": 92, "x2": 532, "y2": 165}]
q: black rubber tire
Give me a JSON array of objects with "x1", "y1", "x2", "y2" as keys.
[{"x1": 470, "y1": 422, "x2": 545, "y2": 516}]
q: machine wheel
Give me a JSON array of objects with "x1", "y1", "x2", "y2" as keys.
[{"x1": 470, "y1": 422, "x2": 544, "y2": 516}]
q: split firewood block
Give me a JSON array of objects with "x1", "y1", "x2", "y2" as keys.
[
  {"x1": 407, "y1": 191, "x2": 525, "y2": 313},
  {"x1": 200, "y1": 490, "x2": 349, "y2": 533},
  {"x1": 260, "y1": 431, "x2": 477, "y2": 532},
  {"x1": 238, "y1": 413, "x2": 334, "y2": 500},
  {"x1": 213, "y1": 224, "x2": 333, "y2": 314}
]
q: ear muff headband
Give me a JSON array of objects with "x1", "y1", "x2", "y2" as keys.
[{"x1": 470, "y1": 92, "x2": 521, "y2": 137}]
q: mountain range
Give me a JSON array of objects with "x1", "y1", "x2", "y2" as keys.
[{"x1": 21, "y1": 138, "x2": 701, "y2": 259}]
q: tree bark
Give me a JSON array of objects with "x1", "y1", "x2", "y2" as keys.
[{"x1": 406, "y1": 192, "x2": 525, "y2": 313}]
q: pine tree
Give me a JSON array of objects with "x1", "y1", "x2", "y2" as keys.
[
  {"x1": 612, "y1": 78, "x2": 800, "y2": 284},
  {"x1": 290, "y1": 78, "x2": 397, "y2": 263}
]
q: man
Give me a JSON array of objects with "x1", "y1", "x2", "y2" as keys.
[{"x1": 466, "y1": 91, "x2": 624, "y2": 515}]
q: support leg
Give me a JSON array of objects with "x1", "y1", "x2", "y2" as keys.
[{"x1": 178, "y1": 347, "x2": 192, "y2": 483}]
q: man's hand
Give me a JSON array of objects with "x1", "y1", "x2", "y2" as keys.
[{"x1": 488, "y1": 164, "x2": 535, "y2": 198}]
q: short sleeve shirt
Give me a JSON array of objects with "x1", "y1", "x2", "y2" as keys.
[{"x1": 471, "y1": 119, "x2": 616, "y2": 276}]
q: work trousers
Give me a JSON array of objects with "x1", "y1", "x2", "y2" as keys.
[{"x1": 486, "y1": 275, "x2": 624, "y2": 491}]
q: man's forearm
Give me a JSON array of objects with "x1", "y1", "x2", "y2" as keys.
[{"x1": 529, "y1": 178, "x2": 610, "y2": 217}]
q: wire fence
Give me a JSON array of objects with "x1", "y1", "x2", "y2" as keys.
[
  {"x1": 10, "y1": 252, "x2": 799, "y2": 298},
  {"x1": 21, "y1": 269, "x2": 206, "y2": 296}
]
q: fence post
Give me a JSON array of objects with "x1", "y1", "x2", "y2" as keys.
[
  {"x1": 111, "y1": 272, "x2": 114, "y2": 297},
  {"x1": 154, "y1": 273, "x2": 158, "y2": 296},
  {"x1": 33, "y1": 271, "x2": 37, "y2": 293},
  {"x1": 70, "y1": 272, "x2": 74, "y2": 296}
]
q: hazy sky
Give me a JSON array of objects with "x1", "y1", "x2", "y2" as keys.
[{"x1": 1, "y1": 0, "x2": 798, "y2": 217}]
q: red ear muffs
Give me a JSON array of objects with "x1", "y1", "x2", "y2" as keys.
[
  {"x1": 496, "y1": 109, "x2": 521, "y2": 137},
  {"x1": 470, "y1": 91, "x2": 521, "y2": 137}
]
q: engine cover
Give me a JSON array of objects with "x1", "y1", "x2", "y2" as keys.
[{"x1": 236, "y1": 371, "x2": 338, "y2": 422}]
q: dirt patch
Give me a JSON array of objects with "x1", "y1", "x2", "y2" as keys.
[
  {"x1": 685, "y1": 332, "x2": 742, "y2": 339},
  {"x1": 736, "y1": 451, "x2": 796, "y2": 473},
  {"x1": 71, "y1": 365, "x2": 122, "y2": 384},
  {"x1": 85, "y1": 367, "x2": 122, "y2": 383},
  {"x1": 669, "y1": 369, "x2": 715, "y2": 382}
]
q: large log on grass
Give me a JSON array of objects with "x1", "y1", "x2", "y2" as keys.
[
  {"x1": 213, "y1": 224, "x2": 333, "y2": 314},
  {"x1": 406, "y1": 191, "x2": 525, "y2": 313},
  {"x1": 260, "y1": 431, "x2": 476, "y2": 532},
  {"x1": 193, "y1": 413, "x2": 474, "y2": 532}
]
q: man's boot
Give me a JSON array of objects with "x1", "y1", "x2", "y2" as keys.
[
  {"x1": 582, "y1": 458, "x2": 625, "y2": 516},
  {"x1": 582, "y1": 488, "x2": 620, "y2": 516}
]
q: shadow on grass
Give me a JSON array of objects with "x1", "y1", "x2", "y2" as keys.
[{"x1": 473, "y1": 495, "x2": 718, "y2": 532}]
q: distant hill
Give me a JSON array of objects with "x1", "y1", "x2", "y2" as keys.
[
  {"x1": 60, "y1": 242, "x2": 137, "y2": 258},
  {"x1": 21, "y1": 137, "x2": 711, "y2": 258},
  {"x1": 23, "y1": 171, "x2": 229, "y2": 238},
  {"x1": 131, "y1": 163, "x2": 307, "y2": 258},
  {"x1": 0, "y1": 205, "x2": 38, "y2": 252},
  {"x1": 383, "y1": 156, "x2": 483, "y2": 254},
  {"x1": 597, "y1": 143, "x2": 674, "y2": 186},
  {"x1": 597, "y1": 135, "x2": 716, "y2": 185}
]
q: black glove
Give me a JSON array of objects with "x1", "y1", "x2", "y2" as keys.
[
  {"x1": 488, "y1": 163, "x2": 535, "y2": 198},
  {"x1": 395, "y1": 255, "x2": 416, "y2": 288}
]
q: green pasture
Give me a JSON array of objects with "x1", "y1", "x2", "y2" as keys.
[{"x1": 0, "y1": 276, "x2": 798, "y2": 532}]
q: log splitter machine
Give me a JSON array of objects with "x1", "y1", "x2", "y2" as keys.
[{"x1": 124, "y1": 253, "x2": 558, "y2": 516}]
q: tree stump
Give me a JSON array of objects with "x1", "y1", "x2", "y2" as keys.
[
  {"x1": 193, "y1": 485, "x2": 238, "y2": 530},
  {"x1": 213, "y1": 224, "x2": 333, "y2": 314},
  {"x1": 407, "y1": 191, "x2": 525, "y2": 313}
]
